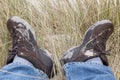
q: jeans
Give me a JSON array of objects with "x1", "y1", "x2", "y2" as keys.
[
  {"x1": 64, "y1": 62, "x2": 116, "y2": 80},
  {"x1": 0, "y1": 56, "x2": 116, "y2": 80}
]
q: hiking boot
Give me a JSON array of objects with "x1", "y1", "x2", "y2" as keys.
[
  {"x1": 61, "y1": 20, "x2": 114, "y2": 66},
  {"x1": 7, "y1": 16, "x2": 54, "y2": 77}
]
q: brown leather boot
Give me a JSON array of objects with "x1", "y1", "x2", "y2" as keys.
[
  {"x1": 7, "y1": 16, "x2": 54, "y2": 78},
  {"x1": 61, "y1": 20, "x2": 114, "y2": 66}
]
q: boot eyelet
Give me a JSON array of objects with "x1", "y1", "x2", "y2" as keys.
[
  {"x1": 96, "y1": 41, "x2": 99, "y2": 43},
  {"x1": 108, "y1": 28, "x2": 111, "y2": 31},
  {"x1": 20, "y1": 52, "x2": 24, "y2": 55}
]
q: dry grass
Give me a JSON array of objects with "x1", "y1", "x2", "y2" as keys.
[{"x1": 0, "y1": 0, "x2": 120, "y2": 80}]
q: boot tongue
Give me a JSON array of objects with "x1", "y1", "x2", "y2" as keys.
[{"x1": 84, "y1": 49, "x2": 97, "y2": 57}]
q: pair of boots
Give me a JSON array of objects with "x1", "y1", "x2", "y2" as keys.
[{"x1": 6, "y1": 16, "x2": 114, "y2": 78}]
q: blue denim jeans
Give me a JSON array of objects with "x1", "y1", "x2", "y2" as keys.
[
  {"x1": 0, "y1": 57, "x2": 116, "y2": 80},
  {"x1": 64, "y1": 62, "x2": 116, "y2": 80}
]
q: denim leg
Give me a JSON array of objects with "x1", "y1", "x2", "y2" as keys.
[
  {"x1": 85, "y1": 57, "x2": 103, "y2": 65},
  {"x1": 0, "y1": 55, "x2": 49, "y2": 80},
  {"x1": 13, "y1": 55, "x2": 34, "y2": 66},
  {"x1": 63, "y1": 62, "x2": 116, "y2": 80}
]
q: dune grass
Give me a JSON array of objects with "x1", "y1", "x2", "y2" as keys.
[{"x1": 0, "y1": 0, "x2": 120, "y2": 79}]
